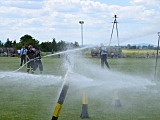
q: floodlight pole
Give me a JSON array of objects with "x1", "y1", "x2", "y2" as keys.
[
  {"x1": 79, "y1": 21, "x2": 84, "y2": 47},
  {"x1": 154, "y1": 32, "x2": 160, "y2": 80},
  {"x1": 109, "y1": 15, "x2": 119, "y2": 46}
]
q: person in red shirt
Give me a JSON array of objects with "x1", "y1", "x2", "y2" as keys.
[{"x1": 26, "y1": 45, "x2": 35, "y2": 73}]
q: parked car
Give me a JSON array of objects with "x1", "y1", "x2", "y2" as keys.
[{"x1": 91, "y1": 46, "x2": 123, "y2": 58}]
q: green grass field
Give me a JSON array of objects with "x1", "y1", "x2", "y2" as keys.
[{"x1": 1, "y1": 53, "x2": 160, "y2": 120}]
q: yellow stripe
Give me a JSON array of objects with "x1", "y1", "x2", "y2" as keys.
[
  {"x1": 52, "y1": 103, "x2": 62, "y2": 117},
  {"x1": 82, "y1": 91, "x2": 88, "y2": 104},
  {"x1": 114, "y1": 91, "x2": 119, "y2": 100}
]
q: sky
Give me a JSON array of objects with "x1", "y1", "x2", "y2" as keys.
[{"x1": 0, "y1": 0, "x2": 160, "y2": 46}]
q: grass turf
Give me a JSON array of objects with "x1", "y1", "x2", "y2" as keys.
[{"x1": 0, "y1": 56, "x2": 160, "y2": 120}]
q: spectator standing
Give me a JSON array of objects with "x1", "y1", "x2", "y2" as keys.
[
  {"x1": 20, "y1": 45, "x2": 27, "y2": 66},
  {"x1": 146, "y1": 52, "x2": 149, "y2": 58},
  {"x1": 99, "y1": 46, "x2": 110, "y2": 69},
  {"x1": 17, "y1": 49, "x2": 21, "y2": 58},
  {"x1": 152, "y1": 52, "x2": 155, "y2": 58}
]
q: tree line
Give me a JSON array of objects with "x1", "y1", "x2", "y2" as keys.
[
  {"x1": 122, "y1": 44, "x2": 157, "y2": 50},
  {"x1": 0, "y1": 34, "x2": 79, "y2": 52}
]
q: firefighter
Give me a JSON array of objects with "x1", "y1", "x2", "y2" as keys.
[
  {"x1": 26, "y1": 45, "x2": 35, "y2": 73},
  {"x1": 100, "y1": 46, "x2": 110, "y2": 69},
  {"x1": 33, "y1": 49, "x2": 43, "y2": 74}
]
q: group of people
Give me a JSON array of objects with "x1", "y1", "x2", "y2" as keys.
[
  {"x1": 19, "y1": 44, "x2": 110, "y2": 73},
  {"x1": 146, "y1": 52, "x2": 157, "y2": 58},
  {"x1": 19, "y1": 45, "x2": 43, "y2": 74}
]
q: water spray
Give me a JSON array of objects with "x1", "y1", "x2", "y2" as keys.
[
  {"x1": 51, "y1": 70, "x2": 73, "y2": 120},
  {"x1": 13, "y1": 45, "x2": 96, "y2": 72},
  {"x1": 51, "y1": 51, "x2": 76, "y2": 120},
  {"x1": 44, "y1": 45, "x2": 95, "y2": 57},
  {"x1": 13, "y1": 57, "x2": 40, "y2": 72},
  {"x1": 114, "y1": 91, "x2": 122, "y2": 107}
]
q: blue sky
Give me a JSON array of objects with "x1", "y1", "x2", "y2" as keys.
[
  {"x1": 0, "y1": 0, "x2": 160, "y2": 46},
  {"x1": 94, "y1": 0, "x2": 131, "y2": 6}
]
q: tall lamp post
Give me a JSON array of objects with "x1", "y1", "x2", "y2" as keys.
[
  {"x1": 79, "y1": 21, "x2": 84, "y2": 47},
  {"x1": 154, "y1": 32, "x2": 160, "y2": 80}
]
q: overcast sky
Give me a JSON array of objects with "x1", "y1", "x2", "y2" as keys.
[{"x1": 0, "y1": 0, "x2": 160, "y2": 46}]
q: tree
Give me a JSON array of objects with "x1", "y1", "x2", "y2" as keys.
[
  {"x1": 14, "y1": 43, "x2": 22, "y2": 50},
  {"x1": 0, "y1": 40, "x2": 3, "y2": 47},
  {"x1": 40, "y1": 41, "x2": 52, "y2": 52},
  {"x1": 4, "y1": 38, "x2": 12, "y2": 47},
  {"x1": 73, "y1": 41, "x2": 79, "y2": 47},
  {"x1": 12, "y1": 40, "x2": 17, "y2": 48},
  {"x1": 2, "y1": 34, "x2": 80, "y2": 52},
  {"x1": 19, "y1": 34, "x2": 39, "y2": 49},
  {"x1": 20, "y1": 34, "x2": 33, "y2": 45},
  {"x1": 127, "y1": 44, "x2": 131, "y2": 49},
  {"x1": 148, "y1": 45, "x2": 154, "y2": 49},
  {"x1": 57, "y1": 40, "x2": 67, "y2": 51},
  {"x1": 52, "y1": 38, "x2": 57, "y2": 52}
]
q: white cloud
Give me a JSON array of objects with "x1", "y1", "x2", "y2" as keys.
[
  {"x1": 0, "y1": 0, "x2": 160, "y2": 45},
  {"x1": 130, "y1": 0, "x2": 159, "y2": 6}
]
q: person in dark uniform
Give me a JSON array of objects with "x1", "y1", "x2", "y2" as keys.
[
  {"x1": 20, "y1": 45, "x2": 27, "y2": 66},
  {"x1": 33, "y1": 49, "x2": 43, "y2": 74},
  {"x1": 26, "y1": 45, "x2": 35, "y2": 73},
  {"x1": 100, "y1": 46, "x2": 110, "y2": 69}
]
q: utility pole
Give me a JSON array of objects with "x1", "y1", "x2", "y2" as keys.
[
  {"x1": 79, "y1": 21, "x2": 84, "y2": 47},
  {"x1": 109, "y1": 15, "x2": 119, "y2": 46},
  {"x1": 154, "y1": 32, "x2": 160, "y2": 80}
]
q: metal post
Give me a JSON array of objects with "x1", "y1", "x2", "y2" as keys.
[
  {"x1": 80, "y1": 90, "x2": 89, "y2": 119},
  {"x1": 79, "y1": 21, "x2": 84, "y2": 47},
  {"x1": 154, "y1": 32, "x2": 160, "y2": 80},
  {"x1": 51, "y1": 70, "x2": 72, "y2": 120},
  {"x1": 109, "y1": 15, "x2": 119, "y2": 46},
  {"x1": 51, "y1": 54, "x2": 73, "y2": 120}
]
